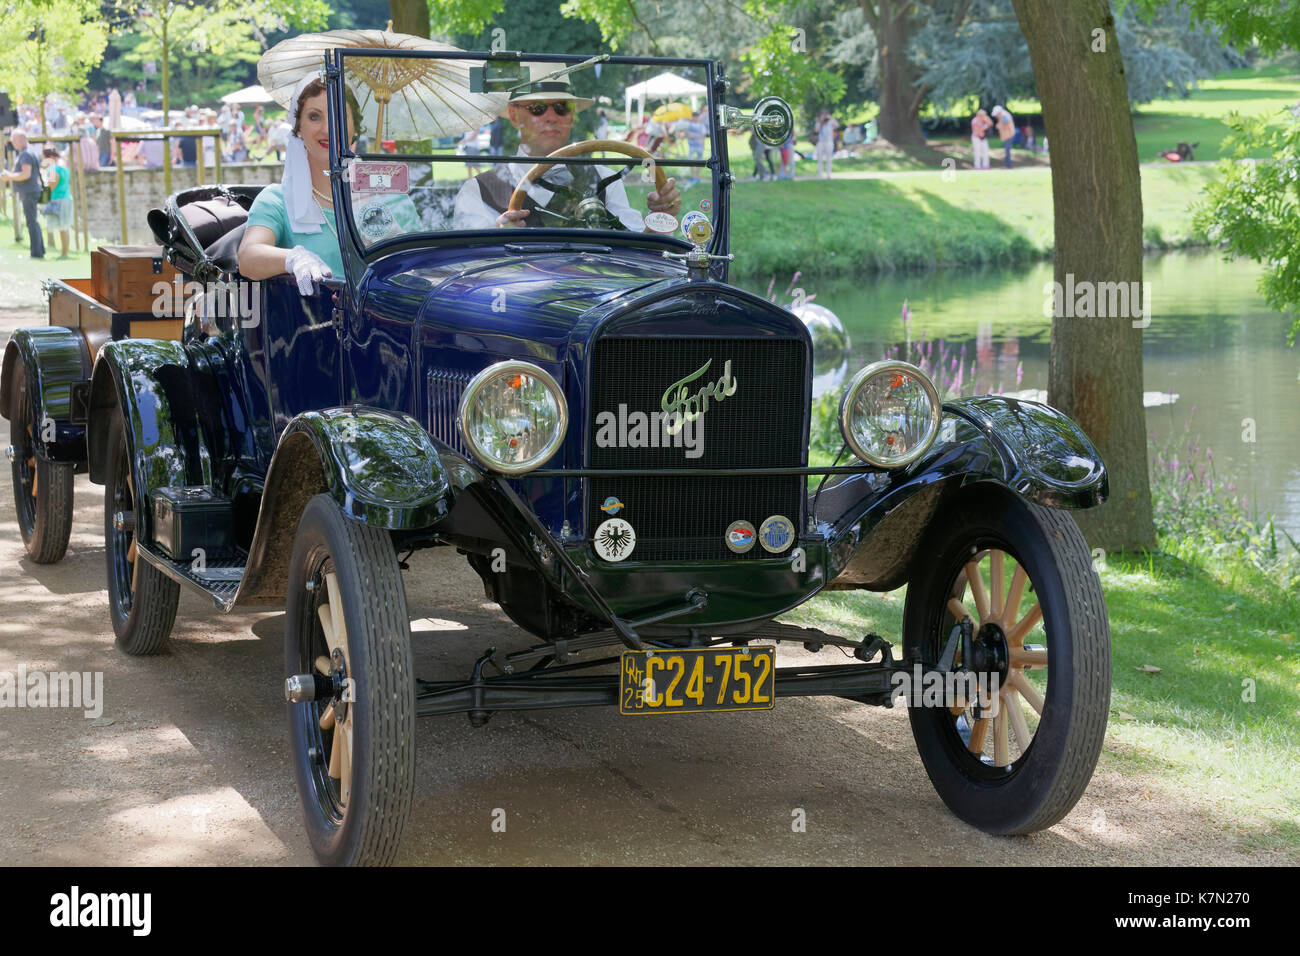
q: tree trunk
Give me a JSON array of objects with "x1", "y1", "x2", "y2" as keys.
[
  {"x1": 1009, "y1": 0, "x2": 1155, "y2": 552},
  {"x1": 861, "y1": 0, "x2": 927, "y2": 146},
  {"x1": 388, "y1": 0, "x2": 430, "y2": 38}
]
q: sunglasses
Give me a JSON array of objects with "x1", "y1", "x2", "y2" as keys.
[{"x1": 522, "y1": 101, "x2": 572, "y2": 117}]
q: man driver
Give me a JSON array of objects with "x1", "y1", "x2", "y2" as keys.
[{"x1": 453, "y1": 70, "x2": 681, "y2": 230}]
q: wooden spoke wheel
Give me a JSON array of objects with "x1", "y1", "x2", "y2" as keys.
[
  {"x1": 285, "y1": 494, "x2": 415, "y2": 867},
  {"x1": 7, "y1": 365, "x2": 74, "y2": 564},
  {"x1": 903, "y1": 488, "x2": 1110, "y2": 835}
]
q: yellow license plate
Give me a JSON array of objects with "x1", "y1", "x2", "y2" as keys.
[{"x1": 619, "y1": 646, "x2": 776, "y2": 715}]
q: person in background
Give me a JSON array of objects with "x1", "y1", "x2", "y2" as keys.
[
  {"x1": 457, "y1": 126, "x2": 483, "y2": 176},
  {"x1": 749, "y1": 130, "x2": 775, "y2": 180},
  {"x1": 91, "y1": 113, "x2": 112, "y2": 166},
  {"x1": 684, "y1": 108, "x2": 707, "y2": 184},
  {"x1": 40, "y1": 146, "x2": 73, "y2": 258},
  {"x1": 2, "y1": 129, "x2": 44, "y2": 259},
  {"x1": 488, "y1": 115, "x2": 504, "y2": 157},
  {"x1": 991, "y1": 105, "x2": 1025, "y2": 168},
  {"x1": 814, "y1": 109, "x2": 838, "y2": 179},
  {"x1": 594, "y1": 108, "x2": 609, "y2": 140},
  {"x1": 778, "y1": 131, "x2": 795, "y2": 179},
  {"x1": 970, "y1": 108, "x2": 992, "y2": 170}
]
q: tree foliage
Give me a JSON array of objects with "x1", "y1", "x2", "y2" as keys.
[
  {"x1": 0, "y1": 0, "x2": 107, "y2": 127},
  {"x1": 1195, "y1": 114, "x2": 1300, "y2": 344},
  {"x1": 905, "y1": 0, "x2": 1240, "y2": 111},
  {"x1": 1157, "y1": 0, "x2": 1300, "y2": 345}
]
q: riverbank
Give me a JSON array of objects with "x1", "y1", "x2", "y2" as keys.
[{"x1": 721, "y1": 163, "x2": 1219, "y2": 282}]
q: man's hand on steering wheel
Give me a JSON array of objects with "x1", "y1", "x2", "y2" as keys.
[{"x1": 646, "y1": 176, "x2": 681, "y2": 218}]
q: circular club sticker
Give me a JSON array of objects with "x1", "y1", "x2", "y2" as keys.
[
  {"x1": 725, "y1": 520, "x2": 757, "y2": 554},
  {"x1": 593, "y1": 518, "x2": 636, "y2": 562},
  {"x1": 359, "y1": 201, "x2": 396, "y2": 241},
  {"x1": 643, "y1": 211, "x2": 679, "y2": 234},
  {"x1": 759, "y1": 514, "x2": 795, "y2": 553},
  {"x1": 699, "y1": 199, "x2": 712, "y2": 212}
]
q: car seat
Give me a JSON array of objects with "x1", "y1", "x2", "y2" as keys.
[{"x1": 148, "y1": 184, "x2": 265, "y2": 282}]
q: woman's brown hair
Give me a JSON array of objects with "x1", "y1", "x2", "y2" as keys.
[{"x1": 292, "y1": 79, "x2": 364, "y2": 139}]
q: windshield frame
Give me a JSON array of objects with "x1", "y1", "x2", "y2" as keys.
[{"x1": 325, "y1": 48, "x2": 729, "y2": 277}]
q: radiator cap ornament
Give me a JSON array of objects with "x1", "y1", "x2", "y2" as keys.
[
  {"x1": 725, "y1": 520, "x2": 757, "y2": 554},
  {"x1": 594, "y1": 518, "x2": 636, "y2": 562},
  {"x1": 759, "y1": 514, "x2": 795, "y2": 553}
]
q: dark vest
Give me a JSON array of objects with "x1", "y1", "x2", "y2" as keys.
[{"x1": 474, "y1": 167, "x2": 540, "y2": 223}]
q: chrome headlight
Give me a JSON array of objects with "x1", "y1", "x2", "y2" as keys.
[
  {"x1": 457, "y1": 361, "x2": 568, "y2": 475},
  {"x1": 839, "y1": 360, "x2": 941, "y2": 468}
]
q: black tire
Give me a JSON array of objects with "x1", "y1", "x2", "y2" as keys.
[
  {"x1": 8, "y1": 365, "x2": 74, "y2": 563},
  {"x1": 903, "y1": 486, "x2": 1110, "y2": 835},
  {"x1": 285, "y1": 494, "x2": 415, "y2": 867},
  {"x1": 104, "y1": 415, "x2": 179, "y2": 655}
]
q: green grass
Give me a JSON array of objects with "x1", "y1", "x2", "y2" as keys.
[
  {"x1": 0, "y1": 215, "x2": 102, "y2": 310},
  {"x1": 782, "y1": 543, "x2": 1300, "y2": 852},
  {"x1": 722, "y1": 163, "x2": 1215, "y2": 281}
]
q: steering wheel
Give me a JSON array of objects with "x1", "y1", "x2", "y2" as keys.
[{"x1": 507, "y1": 139, "x2": 668, "y2": 228}]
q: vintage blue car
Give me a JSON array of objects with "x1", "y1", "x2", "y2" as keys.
[{"x1": 3, "y1": 46, "x2": 1111, "y2": 866}]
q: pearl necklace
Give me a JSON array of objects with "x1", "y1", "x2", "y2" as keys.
[{"x1": 311, "y1": 185, "x2": 333, "y2": 207}]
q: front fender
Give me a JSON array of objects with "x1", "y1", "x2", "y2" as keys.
[
  {"x1": 86, "y1": 339, "x2": 215, "y2": 540},
  {"x1": 1, "y1": 327, "x2": 92, "y2": 464},
  {"x1": 943, "y1": 395, "x2": 1108, "y2": 509},
  {"x1": 821, "y1": 395, "x2": 1107, "y2": 592},
  {"x1": 235, "y1": 407, "x2": 454, "y2": 605}
]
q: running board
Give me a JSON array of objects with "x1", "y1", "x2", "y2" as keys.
[{"x1": 135, "y1": 544, "x2": 246, "y2": 611}]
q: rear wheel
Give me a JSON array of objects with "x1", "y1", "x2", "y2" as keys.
[
  {"x1": 903, "y1": 487, "x2": 1110, "y2": 834},
  {"x1": 8, "y1": 365, "x2": 74, "y2": 563},
  {"x1": 104, "y1": 414, "x2": 179, "y2": 655},
  {"x1": 285, "y1": 494, "x2": 415, "y2": 866}
]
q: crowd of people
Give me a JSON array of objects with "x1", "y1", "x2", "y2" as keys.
[{"x1": 4, "y1": 86, "x2": 300, "y2": 260}]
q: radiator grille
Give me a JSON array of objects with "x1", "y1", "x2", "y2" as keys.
[{"x1": 588, "y1": 336, "x2": 807, "y2": 561}]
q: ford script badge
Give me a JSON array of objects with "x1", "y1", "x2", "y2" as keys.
[{"x1": 725, "y1": 520, "x2": 757, "y2": 554}]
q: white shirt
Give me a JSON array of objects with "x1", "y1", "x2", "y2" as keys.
[{"x1": 452, "y1": 143, "x2": 644, "y2": 231}]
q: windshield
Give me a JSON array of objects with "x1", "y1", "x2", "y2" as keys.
[{"x1": 332, "y1": 51, "x2": 717, "y2": 250}]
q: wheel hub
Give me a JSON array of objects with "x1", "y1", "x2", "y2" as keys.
[{"x1": 970, "y1": 621, "x2": 1010, "y2": 685}]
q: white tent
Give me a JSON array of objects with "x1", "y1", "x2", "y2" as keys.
[
  {"x1": 221, "y1": 84, "x2": 276, "y2": 105},
  {"x1": 624, "y1": 72, "x2": 707, "y2": 129}
]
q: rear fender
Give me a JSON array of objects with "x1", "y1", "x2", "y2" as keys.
[
  {"x1": 236, "y1": 407, "x2": 454, "y2": 605},
  {"x1": 821, "y1": 395, "x2": 1107, "y2": 591},
  {"x1": 1, "y1": 327, "x2": 92, "y2": 464},
  {"x1": 85, "y1": 339, "x2": 215, "y2": 540}
]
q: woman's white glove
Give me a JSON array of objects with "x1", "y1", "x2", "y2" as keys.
[{"x1": 284, "y1": 245, "x2": 332, "y2": 295}]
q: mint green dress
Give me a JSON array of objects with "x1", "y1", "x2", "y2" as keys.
[
  {"x1": 247, "y1": 183, "x2": 423, "y2": 278},
  {"x1": 246, "y1": 183, "x2": 345, "y2": 276}
]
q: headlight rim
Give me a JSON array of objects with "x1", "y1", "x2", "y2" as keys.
[
  {"x1": 838, "y1": 359, "x2": 942, "y2": 468},
  {"x1": 457, "y1": 360, "x2": 568, "y2": 476}
]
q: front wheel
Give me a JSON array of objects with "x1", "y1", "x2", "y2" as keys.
[
  {"x1": 285, "y1": 494, "x2": 415, "y2": 866},
  {"x1": 903, "y1": 487, "x2": 1110, "y2": 834},
  {"x1": 8, "y1": 365, "x2": 74, "y2": 563}
]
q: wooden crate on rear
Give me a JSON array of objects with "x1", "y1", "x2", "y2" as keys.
[{"x1": 91, "y1": 245, "x2": 180, "y2": 314}]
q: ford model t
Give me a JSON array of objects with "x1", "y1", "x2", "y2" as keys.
[{"x1": 2, "y1": 37, "x2": 1110, "y2": 865}]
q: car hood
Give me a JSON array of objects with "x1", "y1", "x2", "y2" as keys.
[{"x1": 367, "y1": 244, "x2": 686, "y2": 352}]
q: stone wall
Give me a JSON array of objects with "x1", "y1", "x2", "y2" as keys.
[{"x1": 79, "y1": 163, "x2": 281, "y2": 244}]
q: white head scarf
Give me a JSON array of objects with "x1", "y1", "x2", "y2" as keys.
[{"x1": 283, "y1": 72, "x2": 326, "y2": 233}]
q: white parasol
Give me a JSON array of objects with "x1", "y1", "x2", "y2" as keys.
[
  {"x1": 221, "y1": 84, "x2": 277, "y2": 105},
  {"x1": 257, "y1": 29, "x2": 507, "y2": 141}
]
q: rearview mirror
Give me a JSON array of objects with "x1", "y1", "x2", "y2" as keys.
[{"x1": 470, "y1": 62, "x2": 530, "y2": 94}]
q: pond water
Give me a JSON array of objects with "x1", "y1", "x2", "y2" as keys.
[{"x1": 735, "y1": 250, "x2": 1300, "y2": 539}]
